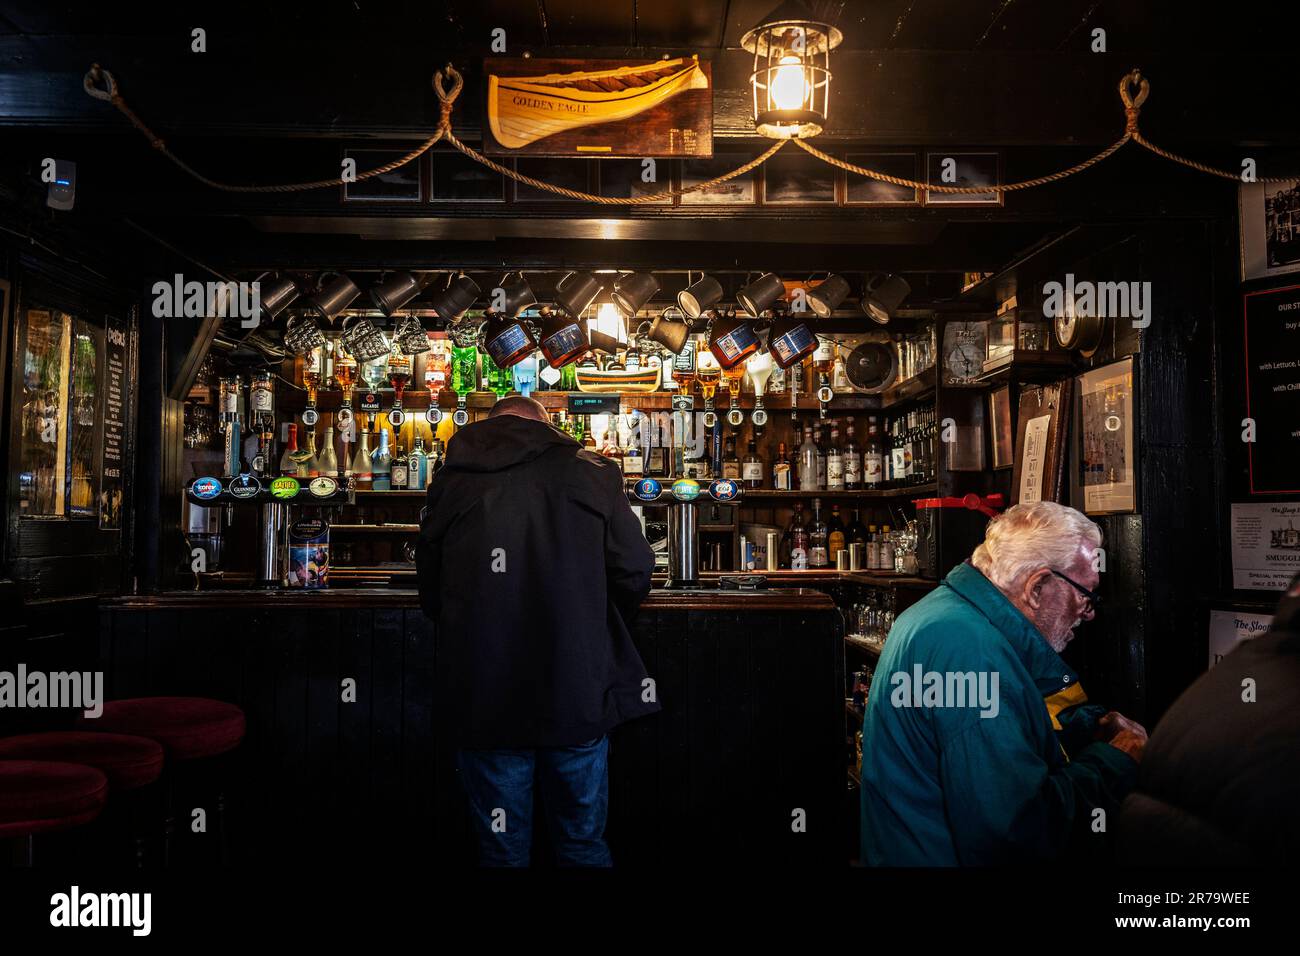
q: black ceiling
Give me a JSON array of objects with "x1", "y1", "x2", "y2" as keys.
[{"x1": 0, "y1": 0, "x2": 1285, "y2": 55}]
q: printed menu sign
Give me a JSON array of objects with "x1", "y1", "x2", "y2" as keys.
[
  {"x1": 1244, "y1": 284, "x2": 1300, "y2": 493},
  {"x1": 98, "y1": 315, "x2": 127, "y2": 530},
  {"x1": 1208, "y1": 609, "x2": 1272, "y2": 668},
  {"x1": 1230, "y1": 502, "x2": 1300, "y2": 590}
]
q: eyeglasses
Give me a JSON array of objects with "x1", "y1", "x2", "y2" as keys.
[{"x1": 1050, "y1": 569, "x2": 1101, "y2": 612}]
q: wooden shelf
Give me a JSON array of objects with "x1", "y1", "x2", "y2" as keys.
[
  {"x1": 880, "y1": 365, "x2": 937, "y2": 410},
  {"x1": 741, "y1": 483, "x2": 936, "y2": 500},
  {"x1": 279, "y1": 389, "x2": 882, "y2": 413},
  {"x1": 351, "y1": 490, "x2": 425, "y2": 499},
  {"x1": 329, "y1": 523, "x2": 419, "y2": 534},
  {"x1": 844, "y1": 634, "x2": 886, "y2": 656}
]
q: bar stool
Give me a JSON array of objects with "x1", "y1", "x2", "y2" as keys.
[
  {"x1": 0, "y1": 760, "x2": 109, "y2": 866},
  {"x1": 0, "y1": 732, "x2": 165, "y2": 866},
  {"x1": 78, "y1": 697, "x2": 246, "y2": 866}
]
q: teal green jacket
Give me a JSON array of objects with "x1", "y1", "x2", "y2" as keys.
[{"x1": 860, "y1": 562, "x2": 1138, "y2": 865}]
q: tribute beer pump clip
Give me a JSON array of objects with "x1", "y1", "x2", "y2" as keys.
[{"x1": 630, "y1": 476, "x2": 743, "y2": 589}]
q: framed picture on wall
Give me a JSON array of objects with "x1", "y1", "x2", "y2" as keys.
[
  {"x1": 430, "y1": 152, "x2": 505, "y2": 202},
  {"x1": 1073, "y1": 357, "x2": 1138, "y2": 515},
  {"x1": 597, "y1": 159, "x2": 671, "y2": 204},
  {"x1": 340, "y1": 148, "x2": 423, "y2": 202},
  {"x1": 1011, "y1": 380, "x2": 1072, "y2": 505},
  {"x1": 844, "y1": 153, "x2": 919, "y2": 205},
  {"x1": 679, "y1": 156, "x2": 755, "y2": 205},
  {"x1": 760, "y1": 152, "x2": 837, "y2": 204},
  {"x1": 923, "y1": 151, "x2": 1002, "y2": 206},
  {"x1": 988, "y1": 385, "x2": 1014, "y2": 470},
  {"x1": 1239, "y1": 180, "x2": 1300, "y2": 281}
]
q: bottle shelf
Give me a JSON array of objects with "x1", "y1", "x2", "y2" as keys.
[
  {"x1": 880, "y1": 366, "x2": 937, "y2": 410},
  {"x1": 351, "y1": 490, "x2": 425, "y2": 499},
  {"x1": 279, "y1": 389, "x2": 883, "y2": 413},
  {"x1": 740, "y1": 484, "x2": 937, "y2": 500},
  {"x1": 329, "y1": 523, "x2": 419, "y2": 534}
]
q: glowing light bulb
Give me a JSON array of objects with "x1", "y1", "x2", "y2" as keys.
[
  {"x1": 594, "y1": 302, "x2": 627, "y2": 344},
  {"x1": 770, "y1": 55, "x2": 808, "y2": 111}
]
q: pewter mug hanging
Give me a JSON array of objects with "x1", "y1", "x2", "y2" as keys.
[
  {"x1": 283, "y1": 313, "x2": 327, "y2": 356},
  {"x1": 394, "y1": 314, "x2": 432, "y2": 355}
]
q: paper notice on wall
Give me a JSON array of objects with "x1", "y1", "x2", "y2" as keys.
[
  {"x1": 1018, "y1": 414, "x2": 1052, "y2": 504},
  {"x1": 1208, "y1": 608, "x2": 1272, "y2": 668},
  {"x1": 1230, "y1": 502, "x2": 1300, "y2": 590}
]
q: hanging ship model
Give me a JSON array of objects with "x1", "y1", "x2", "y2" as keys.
[{"x1": 487, "y1": 56, "x2": 709, "y2": 150}]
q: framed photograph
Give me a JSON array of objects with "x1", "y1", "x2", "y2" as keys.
[
  {"x1": 514, "y1": 158, "x2": 590, "y2": 202},
  {"x1": 845, "y1": 153, "x2": 919, "y2": 205},
  {"x1": 988, "y1": 385, "x2": 1014, "y2": 470},
  {"x1": 482, "y1": 57, "x2": 713, "y2": 158},
  {"x1": 924, "y1": 151, "x2": 1002, "y2": 206},
  {"x1": 1240, "y1": 180, "x2": 1300, "y2": 281},
  {"x1": 1012, "y1": 380, "x2": 1072, "y2": 505},
  {"x1": 340, "y1": 149, "x2": 422, "y2": 202},
  {"x1": 430, "y1": 152, "x2": 505, "y2": 202},
  {"x1": 1073, "y1": 357, "x2": 1137, "y2": 515},
  {"x1": 597, "y1": 159, "x2": 671, "y2": 204},
  {"x1": 761, "y1": 152, "x2": 837, "y2": 205},
  {"x1": 679, "y1": 156, "x2": 755, "y2": 206}
]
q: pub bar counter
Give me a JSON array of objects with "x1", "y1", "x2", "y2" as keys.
[{"x1": 1, "y1": 1, "x2": 1297, "y2": 871}]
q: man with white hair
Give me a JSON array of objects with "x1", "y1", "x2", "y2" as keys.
[{"x1": 860, "y1": 501, "x2": 1147, "y2": 865}]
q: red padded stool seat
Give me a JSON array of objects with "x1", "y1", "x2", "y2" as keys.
[
  {"x1": 0, "y1": 760, "x2": 108, "y2": 839},
  {"x1": 79, "y1": 697, "x2": 245, "y2": 760},
  {"x1": 0, "y1": 733, "x2": 164, "y2": 791}
]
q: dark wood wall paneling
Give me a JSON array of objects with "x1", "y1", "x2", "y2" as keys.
[{"x1": 98, "y1": 605, "x2": 843, "y2": 866}]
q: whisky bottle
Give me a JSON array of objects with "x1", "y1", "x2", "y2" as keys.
[
  {"x1": 828, "y1": 504, "x2": 847, "y2": 557},
  {"x1": 772, "y1": 441, "x2": 792, "y2": 491},
  {"x1": 722, "y1": 433, "x2": 741, "y2": 480},
  {"x1": 742, "y1": 437, "x2": 763, "y2": 489},
  {"x1": 391, "y1": 444, "x2": 409, "y2": 490}
]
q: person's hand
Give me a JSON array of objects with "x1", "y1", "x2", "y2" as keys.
[{"x1": 1096, "y1": 710, "x2": 1148, "y2": 762}]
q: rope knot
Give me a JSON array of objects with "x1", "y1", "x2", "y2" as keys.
[
  {"x1": 83, "y1": 63, "x2": 117, "y2": 102},
  {"x1": 1119, "y1": 69, "x2": 1148, "y2": 134}
]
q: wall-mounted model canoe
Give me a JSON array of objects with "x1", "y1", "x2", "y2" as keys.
[{"x1": 487, "y1": 56, "x2": 710, "y2": 151}]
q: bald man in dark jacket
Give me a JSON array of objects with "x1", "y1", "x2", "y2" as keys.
[
  {"x1": 1117, "y1": 573, "x2": 1300, "y2": 864},
  {"x1": 416, "y1": 396, "x2": 657, "y2": 866}
]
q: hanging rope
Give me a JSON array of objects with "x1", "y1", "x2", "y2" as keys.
[{"x1": 83, "y1": 63, "x2": 1295, "y2": 197}]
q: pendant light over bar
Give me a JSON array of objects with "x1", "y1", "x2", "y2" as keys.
[{"x1": 741, "y1": 1, "x2": 842, "y2": 140}]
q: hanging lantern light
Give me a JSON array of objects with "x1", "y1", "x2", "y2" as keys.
[{"x1": 741, "y1": 1, "x2": 842, "y2": 140}]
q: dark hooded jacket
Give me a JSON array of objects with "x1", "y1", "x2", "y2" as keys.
[
  {"x1": 1116, "y1": 573, "x2": 1300, "y2": 864},
  {"x1": 415, "y1": 414, "x2": 658, "y2": 748}
]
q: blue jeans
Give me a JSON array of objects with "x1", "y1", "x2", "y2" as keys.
[{"x1": 456, "y1": 736, "x2": 612, "y2": 867}]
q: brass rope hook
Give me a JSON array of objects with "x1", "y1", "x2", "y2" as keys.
[{"x1": 1119, "y1": 69, "x2": 1149, "y2": 135}]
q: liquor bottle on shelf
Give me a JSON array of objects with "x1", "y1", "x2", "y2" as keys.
[
  {"x1": 334, "y1": 350, "x2": 358, "y2": 428},
  {"x1": 814, "y1": 424, "x2": 827, "y2": 490},
  {"x1": 742, "y1": 437, "x2": 763, "y2": 489},
  {"x1": 881, "y1": 525, "x2": 896, "y2": 572},
  {"x1": 849, "y1": 508, "x2": 869, "y2": 548},
  {"x1": 671, "y1": 340, "x2": 697, "y2": 395},
  {"x1": 279, "y1": 423, "x2": 300, "y2": 478},
  {"x1": 798, "y1": 425, "x2": 818, "y2": 491},
  {"x1": 303, "y1": 349, "x2": 324, "y2": 415},
  {"x1": 828, "y1": 504, "x2": 847, "y2": 557},
  {"x1": 351, "y1": 428, "x2": 373, "y2": 490},
  {"x1": 622, "y1": 436, "x2": 643, "y2": 479},
  {"x1": 772, "y1": 441, "x2": 792, "y2": 491},
  {"x1": 867, "y1": 525, "x2": 880, "y2": 570},
  {"x1": 581, "y1": 417, "x2": 597, "y2": 452},
  {"x1": 391, "y1": 444, "x2": 409, "y2": 490},
  {"x1": 427, "y1": 436, "x2": 445, "y2": 483},
  {"x1": 843, "y1": 420, "x2": 861, "y2": 490},
  {"x1": 902, "y1": 414, "x2": 915, "y2": 484},
  {"x1": 387, "y1": 347, "x2": 413, "y2": 426},
  {"x1": 304, "y1": 426, "x2": 321, "y2": 478},
  {"x1": 408, "y1": 437, "x2": 427, "y2": 492},
  {"x1": 808, "y1": 498, "x2": 829, "y2": 568},
  {"x1": 890, "y1": 418, "x2": 907, "y2": 488},
  {"x1": 371, "y1": 429, "x2": 392, "y2": 491},
  {"x1": 785, "y1": 501, "x2": 809, "y2": 570},
  {"x1": 722, "y1": 432, "x2": 741, "y2": 481},
  {"x1": 318, "y1": 425, "x2": 339, "y2": 479},
  {"x1": 826, "y1": 422, "x2": 844, "y2": 491}
]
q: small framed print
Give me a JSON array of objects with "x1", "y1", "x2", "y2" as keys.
[
  {"x1": 1239, "y1": 180, "x2": 1300, "y2": 281},
  {"x1": 597, "y1": 159, "x2": 671, "y2": 204},
  {"x1": 761, "y1": 151, "x2": 837, "y2": 205},
  {"x1": 514, "y1": 158, "x2": 591, "y2": 202},
  {"x1": 679, "y1": 155, "x2": 756, "y2": 206},
  {"x1": 1072, "y1": 357, "x2": 1138, "y2": 515},
  {"x1": 341, "y1": 148, "x2": 423, "y2": 203},
  {"x1": 924, "y1": 151, "x2": 1002, "y2": 206},
  {"x1": 989, "y1": 385, "x2": 1014, "y2": 470},
  {"x1": 430, "y1": 151, "x2": 505, "y2": 202},
  {"x1": 845, "y1": 153, "x2": 919, "y2": 205}
]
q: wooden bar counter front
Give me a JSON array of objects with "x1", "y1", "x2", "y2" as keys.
[{"x1": 101, "y1": 587, "x2": 843, "y2": 867}]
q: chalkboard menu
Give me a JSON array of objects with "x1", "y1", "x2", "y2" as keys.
[
  {"x1": 1244, "y1": 284, "x2": 1300, "y2": 494},
  {"x1": 99, "y1": 313, "x2": 127, "y2": 529}
]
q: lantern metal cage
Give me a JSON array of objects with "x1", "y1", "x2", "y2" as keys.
[{"x1": 741, "y1": 4, "x2": 842, "y2": 139}]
